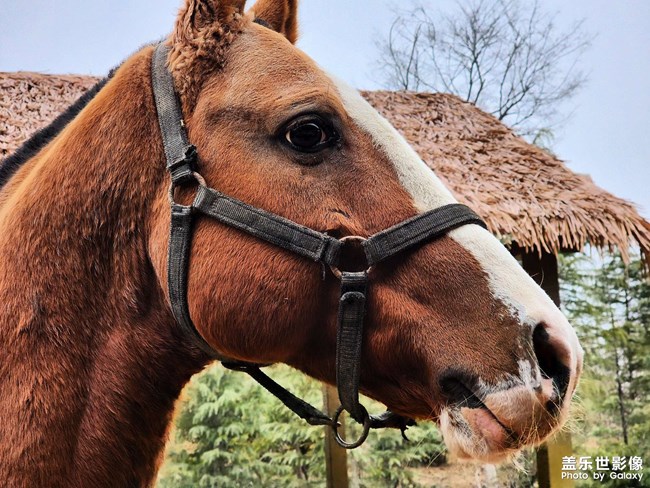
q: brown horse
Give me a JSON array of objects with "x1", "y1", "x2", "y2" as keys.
[{"x1": 0, "y1": 0, "x2": 583, "y2": 486}]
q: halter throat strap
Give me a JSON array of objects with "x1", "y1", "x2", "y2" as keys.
[{"x1": 151, "y1": 43, "x2": 486, "y2": 448}]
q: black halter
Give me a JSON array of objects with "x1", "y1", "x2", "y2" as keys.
[{"x1": 151, "y1": 44, "x2": 487, "y2": 448}]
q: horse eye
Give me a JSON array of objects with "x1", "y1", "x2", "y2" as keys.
[{"x1": 284, "y1": 117, "x2": 337, "y2": 153}]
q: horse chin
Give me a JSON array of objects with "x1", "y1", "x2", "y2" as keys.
[{"x1": 438, "y1": 407, "x2": 520, "y2": 463}]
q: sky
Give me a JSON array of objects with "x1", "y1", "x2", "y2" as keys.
[{"x1": 1, "y1": 0, "x2": 648, "y2": 218}]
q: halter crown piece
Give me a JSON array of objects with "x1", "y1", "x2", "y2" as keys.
[{"x1": 151, "y1": 43, "x2": 487, "y2": 449}]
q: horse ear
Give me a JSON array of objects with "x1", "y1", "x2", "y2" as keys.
[
  {"x1": 248, "y1": 0, "x2": 298, "y2": 44},
  {"x1": 169, "y1": 0, "x2": 247, "y2": 102},
  {"x1": 174, "y1": 0, "x2": 246, "y2": 35},
  {"x1": 172, "y1": 0, "x2": 246, "y2": 43}
]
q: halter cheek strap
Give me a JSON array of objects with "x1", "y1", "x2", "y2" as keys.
[{"x1": 151, "y1": 43, "x2": 486, "y2": 448}]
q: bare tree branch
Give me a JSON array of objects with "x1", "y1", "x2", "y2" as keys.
[{"x1": 374, "y1": 0, "x2": 592, "y2": 140}]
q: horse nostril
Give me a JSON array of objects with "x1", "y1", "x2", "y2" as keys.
[{"x1": 532, "y1": 323, "x2": 571, "y2": 407}]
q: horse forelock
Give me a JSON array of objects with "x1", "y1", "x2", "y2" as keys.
[{"x1": 167, "y1": 1, "x2": 248, "y2": 107}]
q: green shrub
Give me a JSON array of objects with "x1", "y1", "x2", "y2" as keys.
[{"x1": 157, "y1": 365, "x2": 445, "y2": 487}]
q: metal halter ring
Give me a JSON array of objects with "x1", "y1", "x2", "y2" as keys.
[
  {"x1": 168, "y1": 171, "x2": 207, "y2": 205},
  {"x1": 329, "y1": 235, "x2": 372, "y2": 279},
  {"x1": 332, "y1": 405, "x2": 372, "y2": 449}
]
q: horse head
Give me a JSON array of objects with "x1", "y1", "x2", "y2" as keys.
[{"x1": 145, "y1": 0, "x2": 583, "y2": 462}]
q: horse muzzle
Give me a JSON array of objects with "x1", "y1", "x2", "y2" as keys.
[{"x1": 437, "y1": 320, "x2": 583, "y2": 461}]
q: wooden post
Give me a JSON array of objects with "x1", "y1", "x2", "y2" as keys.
[
  {"x1": 520, "y1": 250, "x2": 574, "y2": 488},
  {"x1": 322, "y1": 385, "x2": 349, "y2": 488}
]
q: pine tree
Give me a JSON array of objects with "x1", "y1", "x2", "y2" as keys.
[{"x1": 559, "y1": 250, "x2": 649, "y2": 487}]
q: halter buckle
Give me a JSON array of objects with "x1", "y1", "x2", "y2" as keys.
[
  {"x1": 332, "y1": 404, "x2": 371, "y2": 449},
  {"x1": 168, "y1": 145, "x2": 198, "y2": 185},
  {"x1": 339, "y1": 235, "x2": 367, "y2": 245},
  {"x1": 329, "y1": 235, "x2": 372, "y2": 279},
  {"x1": 168, "y1": 171, "x2": 207, "y2": 205}
]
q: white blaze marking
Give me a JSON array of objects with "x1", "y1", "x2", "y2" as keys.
[
  {"x1": 330, "y1": 76, "x2": 581, "y2": 378},
  {"x1": 330, "y1": 76, "x2": 455, "y2": 212}
]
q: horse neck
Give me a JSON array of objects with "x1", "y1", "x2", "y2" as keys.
[{"x1": 0, "y1": 47, "x2": 207, "y2": 487}]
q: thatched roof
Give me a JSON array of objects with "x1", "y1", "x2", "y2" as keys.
[
  {"x1": 362, "y1": 91, "x2": 650, "y2": 262},
  {"x1": 1, "y1": 72, "x2": 97, "y2": 155},
  {"x1": 2, "y1": 72, "x2": 649, "y2": 261}
]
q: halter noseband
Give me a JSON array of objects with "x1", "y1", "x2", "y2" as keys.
[{"x1": 151, "y1": 43, "x2": 486, "y2": 448}]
